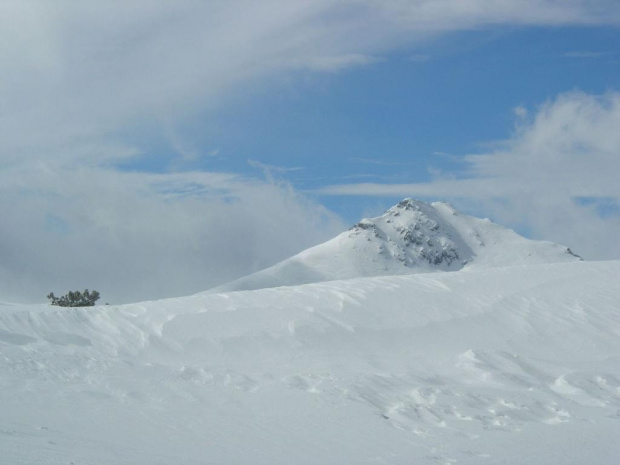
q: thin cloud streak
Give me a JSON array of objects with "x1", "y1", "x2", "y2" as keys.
[{"x1": 562, "y1": 51, "x2": 610, "y2": 58}]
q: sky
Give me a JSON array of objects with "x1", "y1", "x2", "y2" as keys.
[{"x1": 1, "y1": 0, "x2": 619, "y2": 304}]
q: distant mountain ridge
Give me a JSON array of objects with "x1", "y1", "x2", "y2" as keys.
[{"x1": 210, "y1": 199, "x2": 581, "y2": 293}]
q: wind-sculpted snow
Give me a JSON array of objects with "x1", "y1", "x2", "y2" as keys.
[
  {"x1": 1, "y1": 261, "x2": 619, "y2": 464},
  {"x1": 213, "y1": 199, "x2": 580, "y2": 293}
]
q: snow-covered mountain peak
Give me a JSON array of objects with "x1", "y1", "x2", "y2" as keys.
[
  {"x1": 349, "y1": 198, "x2": 472, "y2": 270},
  {"x1": 210, "y1": 199, "x2": 581, "y2": 293},
  {"x1": 387, "y1": 197, "x2": 441, "y2": 214}
]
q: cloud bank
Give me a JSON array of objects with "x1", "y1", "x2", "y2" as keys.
[
  {"x1": 1, "y1": 1, "x2": 619, "y2": 302},
  {"x1": 320, "y1": 91, "x2": 620, "y2": 260},
  {"x1": 0, "y1": 167, "x2": 344, "y2": 304}
]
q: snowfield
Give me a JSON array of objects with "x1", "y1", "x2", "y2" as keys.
[{"x1": 1, "y1": 260, "x2": 620, "y2": 464}]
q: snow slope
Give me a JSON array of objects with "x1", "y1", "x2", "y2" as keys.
[
  {"x1": 213, "y1": 199, "x2": 580, "y2": 293},
  {"x1": 1, "y1": 260, "x2": 620, "y2": 464}
]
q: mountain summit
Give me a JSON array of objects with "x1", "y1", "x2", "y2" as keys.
[{"x1": 212, "y1": 199, "x2": 580, "y2": 292}]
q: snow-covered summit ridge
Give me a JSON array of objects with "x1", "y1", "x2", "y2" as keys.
[{"x1": 212, "y1": 198, "x2": 580, "y2": 293}]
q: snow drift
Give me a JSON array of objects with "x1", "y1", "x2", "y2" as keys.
[
  {"x1": 1, "y1": 260, "x2": 619, "y2": 464},
  {"x1": 212, "y1": 199, "x2": 580, "y2": 293}
]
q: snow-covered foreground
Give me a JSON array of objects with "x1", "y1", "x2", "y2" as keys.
[{"x1": 2, "y1": 261, "x2": 620, "y2": 464}]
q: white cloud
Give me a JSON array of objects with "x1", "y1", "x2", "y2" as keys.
[
  {"x1": 319, "y1": 91, "x2": 620, "y2": 260},
  {"x1": 1, "y1": 1, "x2": 618, "y2": 166},
  {"x1": 1, "y1": 1, "x2": 619, "y2": 302},
  {"x1": 513, "y1": 106, "x2": 528, "y2": 118},
  {"x1": 0, "y1": 166, "x2": 344, "y2": 304}
]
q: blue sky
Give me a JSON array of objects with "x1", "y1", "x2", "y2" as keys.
[
  {"x1": 1, "y1": 1, "x2": 619, "y2": 303},
  {"x1": 118, "y1": 24, "x2": 619, "y2": 223}
]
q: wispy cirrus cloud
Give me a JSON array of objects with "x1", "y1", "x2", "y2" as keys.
[
  {"x1": 1, "y1": 0, "x2": 618, "y2": 168},
  {"x1": 349, "y1": 157, "x2": 422, "y2": 166},
  {"x1": 407, "y1": 54, "x2": 430, "y2": 63},
  {"x1": 562, "y1": 51, "x2": 611, "y2": 58}
]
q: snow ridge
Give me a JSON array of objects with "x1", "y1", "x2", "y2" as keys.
[{"x1": 1, "y1": 261, "x2": 619, "y2": 464}]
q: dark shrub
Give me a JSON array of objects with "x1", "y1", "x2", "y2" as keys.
[{"x1": 47, "y1": 289, "x2": 100, "y2": 307}]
